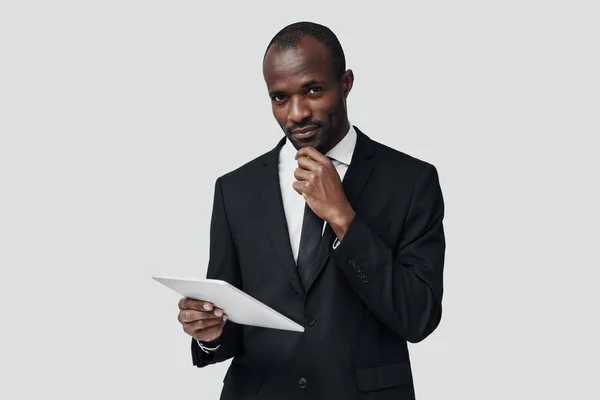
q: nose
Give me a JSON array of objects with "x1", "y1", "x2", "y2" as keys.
[{"x1": 288, "y1": 96, "x2": 312, "y2": 125}]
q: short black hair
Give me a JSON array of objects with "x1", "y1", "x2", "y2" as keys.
[{"x1": 264, "y1": 21, "x2": 346, "y2": 80}]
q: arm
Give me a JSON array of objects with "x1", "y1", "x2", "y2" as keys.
[
  {"x1": 332, "y1": 164, "x2": 445, "y2": 343},
  {"x1": 191, "y1": 177, "x2": 244, "y2": 367}
]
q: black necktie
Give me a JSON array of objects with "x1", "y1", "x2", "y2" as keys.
[{"x1": 297, "y1": 203, "x2": 323, "y2": 289}]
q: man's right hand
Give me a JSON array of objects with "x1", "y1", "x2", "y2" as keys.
[{"x1": 178, "y1": 297, "x2": 227, "y2": 342}]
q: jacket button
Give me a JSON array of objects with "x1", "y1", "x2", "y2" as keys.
[
  {"x1": 299, "y1": 377, "x2": 307, "y2": 388},
  {"x1": 304, "y1": 316, "x2": 315, "y2": 327}
]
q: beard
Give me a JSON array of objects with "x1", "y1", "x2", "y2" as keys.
[
  {"x1": 285, "y1": 112, "x2": 344, "y2": 153},
  {"x1": 281, "y1": 96, "x2": 347, "y2": 153},
  {"x1": 286, "y1": 126, "x2": 333, "y2": 153}
]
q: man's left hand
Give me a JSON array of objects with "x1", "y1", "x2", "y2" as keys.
[{"x1": 293, "y1": 146, "x2": 355, "y2": 240}]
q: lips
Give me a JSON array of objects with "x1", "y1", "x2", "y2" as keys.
[{"x1": 291, "y1": 126, "x2": 319, "y2": 139}]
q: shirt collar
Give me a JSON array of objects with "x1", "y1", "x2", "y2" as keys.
[
  {"x1": 325, "y1": 124, "x2": 356, "y2": 165},
  {"x1": 280, "y1": 123, "x2": 357, "y2": 166}
]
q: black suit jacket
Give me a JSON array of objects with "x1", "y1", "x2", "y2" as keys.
[{"x1": 191, "y1": 127, "x2": 445, "y2": 400}]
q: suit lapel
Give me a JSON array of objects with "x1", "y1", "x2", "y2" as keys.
[
  {"x1": 305, "y1": 127, "x2": 376, "y2": 291},
  {"x1": 259, "y1": 137, "x2": 305, "y2": 298}
]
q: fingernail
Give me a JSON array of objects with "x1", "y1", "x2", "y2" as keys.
[
  {"x1": 223, "y1": 315, "x2": 227, "y2": 322},
  {"x1": 214, "y1": 309, "x2": 223, "y2": 317},
  {"x1": 203, "y1": 304, "x2": 211, "y2": 311}
]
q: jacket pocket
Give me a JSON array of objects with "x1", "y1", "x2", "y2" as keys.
[
  {"x1": 356, "y1": 362, "x2": 413, "y2": 392},
  {"x1": 223, "y1": 362, "x2": 264, "y2": 396}
]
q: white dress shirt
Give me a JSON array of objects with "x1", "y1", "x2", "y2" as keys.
[
  {"x1": 197, "y1": 125, "x2": 357, "y2": 353},
  {"x1": 278, "y1": 124, "x2": 357, "y2": 262}
]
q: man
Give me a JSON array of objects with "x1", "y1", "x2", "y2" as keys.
[{"x1": 177, "y1": 21, "x2": 445, "y2": 400}]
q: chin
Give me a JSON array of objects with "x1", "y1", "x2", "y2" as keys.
[{"x1": 292, "y1": 137, "x2": 326, "y2": 152}]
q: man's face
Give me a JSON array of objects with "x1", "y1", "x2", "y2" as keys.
[{"x1": 263, "y1": 36, "x2": 353, "y2": 153}]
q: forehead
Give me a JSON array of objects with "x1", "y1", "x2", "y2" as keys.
[{"x1": 263, "y1": 36, "x2": 334, "y2": 89}]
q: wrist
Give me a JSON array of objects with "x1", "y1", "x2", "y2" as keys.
[
  {"x1": 196, "y1": 336, "x2": 221, "y2": 353},
  {"x1": 196, "y1": 336, "x2": 221, "y2": 346},
  {"x1": 329, "y1": 205, "x2": 355, "y2": 240}
]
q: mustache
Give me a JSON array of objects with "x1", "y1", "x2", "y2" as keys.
[{"x1": 286, "y1": 121, "x2": 321, "y2": 135}]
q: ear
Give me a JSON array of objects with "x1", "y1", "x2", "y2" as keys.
[{"x1": 340, "y1": 69, "x2": 354, "y2": 98}]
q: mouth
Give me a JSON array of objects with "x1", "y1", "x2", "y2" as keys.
[{"x1": 291, "y1": 126, "x2": 320, "y2": 140}]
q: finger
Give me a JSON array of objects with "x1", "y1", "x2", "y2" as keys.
[
  {"x1": 293, "y1": 166, "x2": 312, "y2": 181},
  {"x1": 182, "y1": 316, "x2": 223, "y2": 336},
  {"x1": 292, "y1": 180, "x2": 309, "y2": 196},
  {"x1": 213, "y1": 307, "x2": 224, "y2": 317},
  {"x1": 186, "y1": 314, "x2": 226, "y2": 333},
  {"x1": 295, "y1": 146, "x2": 328, "y2": 164},
  {"x1": 195, "y1": 321, "x2": 226, "y2": 342},
  {"x1": 297, "y1": 155, "x2": 325, "y2": 173},
  {"x1": 189, "y1": 316, "x2": 226, "y2": 333},
  {"x1": 178, "y1": 309, "x2": 218, "y2": 323},
  {"x1": 178, "y1": 297, "x2": 187, "y2": 309},
  {"x1": 179, "y1": 297, "x2": 213, "y2": 311}
]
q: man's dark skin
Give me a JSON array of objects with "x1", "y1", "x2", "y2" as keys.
[{"x1": 179, "y1": 36, "x2": 357, "y2": 342}]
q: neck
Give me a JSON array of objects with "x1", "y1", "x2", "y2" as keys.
[{"x1": 322, "y1": 119, "x2": 350, "y2": 154}]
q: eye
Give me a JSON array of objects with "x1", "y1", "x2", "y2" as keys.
[
  {"x1": 308, "y1": 87, "x2": 323, "y2": 95},
  {"x1": 271, "y1": 94, "x2": 288, "y2": 103}
]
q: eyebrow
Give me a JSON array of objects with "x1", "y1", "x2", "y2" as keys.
[
  {"x1": 269, "y1": 80, "x2": 326, "y2": 98},
  {"x1": 300, "y1": 79, "x2": 325, "y2": 88}
]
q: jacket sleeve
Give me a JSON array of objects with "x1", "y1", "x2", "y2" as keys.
[
  {"x1": 192, "y1": 177, "x2": 244, "y2": 367},
  {"x1": 332, "y1": 163, "x2": 446, "y2": 343}
]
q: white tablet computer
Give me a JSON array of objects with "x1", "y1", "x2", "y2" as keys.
[{"x1": 153, "y1": 276, "x2": 304, "y2": 332}]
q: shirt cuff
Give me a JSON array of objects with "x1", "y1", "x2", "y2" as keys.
[
  {"x1": 332, "y1": 237, "x2": 341, "y2": 249},
  {"x1": 196, "y1": 339, "x2": 221, "y2": 353}
]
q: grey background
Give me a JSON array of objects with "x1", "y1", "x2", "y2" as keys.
[{"x1": 1, "y1": 1, "x2": 598, "y2": 399}]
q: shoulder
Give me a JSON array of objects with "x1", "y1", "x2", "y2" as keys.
[
  {"x1": 368, "y1": 134, "x2": 439, "y2": 180},
  {"x1": 214, "y1": 141, "x2": 280, "y2": 192},
  {"x1": 363, "y1": 134, "x2": 443, "y2": 207}
]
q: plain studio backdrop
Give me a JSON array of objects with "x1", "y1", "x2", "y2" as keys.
[{"x1": 1, "y1": 1, "x2": 598, "y2": 399}]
